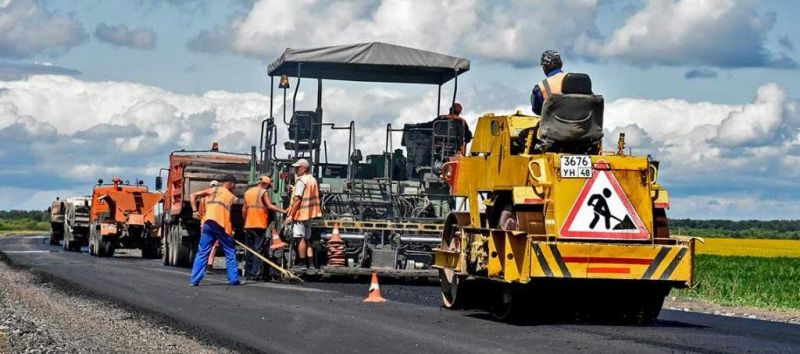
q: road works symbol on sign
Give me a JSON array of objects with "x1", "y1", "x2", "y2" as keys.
[{"x1": 561, "y1": 160, "x2": 650, "y2": 240}]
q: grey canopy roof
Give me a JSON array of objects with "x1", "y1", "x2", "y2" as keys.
[{"x1": 267, "y1": 42, "x2": 470, "y2": 85}]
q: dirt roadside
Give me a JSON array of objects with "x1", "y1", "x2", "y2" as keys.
[{"x1": 0, "y1": 259, "x2": 235, "y2": 354}]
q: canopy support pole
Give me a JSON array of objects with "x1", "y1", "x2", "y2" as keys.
[
  {"x1": 292, "y1": 63, "x2": 302, "y2": 159},
  {"x1": 451, "y1": 68, "x2": 459, "y2": 109},
  {"x1": 314, "y1": 78, "x2": 322, "y2": 177},
  {"x1": 437, "y1": 84, "x2": 442, "y2": 116}
]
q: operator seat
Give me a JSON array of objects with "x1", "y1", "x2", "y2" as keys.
[
  {"x1": 284, "y1": 111, "x2": 322, "y2": 151},
  {"x1": 536, "y1": 73, "x2": 604, "y2": 154}
]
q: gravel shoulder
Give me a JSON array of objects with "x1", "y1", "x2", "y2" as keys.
[{"x1": 0, "y1": 254, "x2": 234, "y2": 354}]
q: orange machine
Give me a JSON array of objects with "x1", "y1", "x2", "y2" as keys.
[{"x1": 88, "y1": 178, "x2": 162, "y2": 258}]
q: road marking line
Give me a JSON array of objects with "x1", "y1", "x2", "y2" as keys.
[{"x1": 1, "y1": 250, "x2": 53, "y2": 254}]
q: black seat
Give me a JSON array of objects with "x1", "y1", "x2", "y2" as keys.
[
  {"x1": 287, "y1": 111, "x2": 322, "y2": 149},
  {"x1": 562, "y1": 73, "x2": 592, "y2": 94},
  {"x1": 537, "y1": 73, "x2": 604, "y2": 154}
]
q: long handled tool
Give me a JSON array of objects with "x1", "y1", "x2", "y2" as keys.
[{"x1": 234, "y1": 240, "x2": 304, "y2": 283}]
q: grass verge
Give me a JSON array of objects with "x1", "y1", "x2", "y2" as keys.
[{"x1": 675, "y1": 255, "x2": 800, "y2": 310}]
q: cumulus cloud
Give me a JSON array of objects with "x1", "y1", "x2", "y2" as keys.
[
  {"x1": 603, "y1": 82, "x2": 800, "y2": 218},
  {"x1": 94, "y1": 23, "x2": 156, "y2": 50},
  {"x1": 1, "y1": 74, "x2": 798, "y2": 218},
  {"x1": 186, "y1": 0, "x2": 795, "y2": 70},
  {"x1": 578, "y1": 0, "x2": 796, "y2": 68},
  {"x1": 684, "y1": 68, "x2": 718, "y2": 80},
  {"x1": 187, "y1": 0, "x2": 599, "y2": 67},
  {"x1": 0, "y1": 0, "x2": 87, "y2": 59}
]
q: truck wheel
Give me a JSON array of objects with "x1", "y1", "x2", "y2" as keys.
[
  {"x1": 100, "y1": 239, "x2": 115, "y2": 257},
  {"x1": 161, "y1": 237, "x2": 170, "y2": 265},
  {"x1": 88, "y1": 232, "x2": 95, "y2": 256},
  {"x1": 142, "y1": 238, "x2": 160, "y2": 259},
  {"x1": 48, "y1": 227, "x2": 61, "y2": 245},
  {"x1": 173, "y1": 224, "x2": 191, "y2": 268}
]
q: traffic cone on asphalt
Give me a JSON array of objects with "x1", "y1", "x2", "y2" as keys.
[
  {"x1": 363, "y1": 272, "x2": 387, "y2": 303},
  {"x1": 327, "y1": 223, "x2": 346, "y2": 267},
  {"x1": 269, "y1": 227, "x2": 288, "y2": 250}
]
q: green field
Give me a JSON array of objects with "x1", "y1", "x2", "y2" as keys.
[
  {"x1": 0, "y1": 210, "x2": 50, "y2": 232},
  {"x1": 0, "y1": 218, "x2": 49, "y2": 232},
  {"x1": 675, "y1": 255, "x2": 800, "y2": 310}
]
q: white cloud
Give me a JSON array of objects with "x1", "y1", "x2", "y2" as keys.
[
  {"x1": 0, "y1": 74, "x2": 798, "y2": 219},
  {"x1": 187, "y1": 0, "x2": 794, "y2": 69},
  {"x1": 578, "y1": 0, "x2": 796, "y2": 68},
  {"x1": 0, "y1": 0, "x2": 87, "y2": 59},
  {"x1": 94, "y1": 23, "x2": 156, "y2": 50},
  {"x1": 603, "y1": 82, "x2": 800, "y2": 218},
  {"x1": 187, "y1": 0, "x2": 599, "y2": 67}
]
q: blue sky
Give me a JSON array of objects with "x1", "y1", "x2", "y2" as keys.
[{"x1": 1, "y1": 0, "x2": 799, "y2": 219}]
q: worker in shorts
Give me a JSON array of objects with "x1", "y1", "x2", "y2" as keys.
[{"x1": 284, "y1": 159, "x2": 322, "y2": 269}]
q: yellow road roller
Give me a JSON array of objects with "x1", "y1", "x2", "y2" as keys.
[{"x1": 435, "y1": 74, "x2": 694, "y2": 323}]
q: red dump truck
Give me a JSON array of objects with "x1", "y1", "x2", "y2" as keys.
[{"x1": 157, "y1": 147, "x2": 252, "y2": 267}]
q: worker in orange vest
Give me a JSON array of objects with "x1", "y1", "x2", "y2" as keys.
[
  {"x1": 242, "y1": 176, "x2": 286, "y2": 280},
  {"x1": 530, "y1": 50, "x2": 566, "y2": 116},
  {"x1": 284, "y1": 159, "x2": 322, "y2": 269},
  {"x1": 189, "y1": 174, "x2": 240, "y2": 286}
]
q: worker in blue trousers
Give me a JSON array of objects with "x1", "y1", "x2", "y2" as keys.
[{"x1": 188, "y1": 174, "x2": 241, "y2": 286}]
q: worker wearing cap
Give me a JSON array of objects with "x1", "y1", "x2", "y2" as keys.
[
  {"x1": 242, "y1": 176, "x2": 286, "y2": 280},
  {"x1": 189, "y1": 174, "x2": 240, "y2": 286},
  {"x1": 530, "y1": 50, "x2": 567, "y2": 116},
  {"x1": 436, "y1": 102, "x2": 473, "y2": 153},
  {"x1": 284, "y1": 159, "x2": 322, "y2": 269}
]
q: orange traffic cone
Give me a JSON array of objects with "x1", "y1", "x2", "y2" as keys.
[
  {"x1": 269, "y1": 227, "x2": 288, "y2": 250},
  {"x1": 363, "y1": 272, "x2": 387, "y2": 303},
  {"x1": 327, "y1": 223, "x2": 346, "y2": 267},
  {"x1": 330, "y1": 223, "x2": 342, "y2": 243}
]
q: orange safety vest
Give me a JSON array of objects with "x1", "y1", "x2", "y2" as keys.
[
  {"x1": 295, "y1": 174, "x2": 322, "y2": 221},
  {"x1": 537, "y1": 72, "x2": 567, "y2": 100},
  {"x1": 202, "y1": 186, "x2": 236, "y2": 235},
  {"x1": 244, "y1": 186, "x2": 269, "y2": 229}
]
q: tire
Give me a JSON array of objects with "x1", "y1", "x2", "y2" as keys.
[
  {"x1": 48, "y1": 226, "x2": 61, "y2": 245},
  {"x1": 173, "y1": 224, "x2": 192, "y2": 268},
  {"x1": 161, "y1": 234, "x2": 170, "y2": 266},
  {"x1": 100, "y1": 238, "x2": 115, "y2": 257}
]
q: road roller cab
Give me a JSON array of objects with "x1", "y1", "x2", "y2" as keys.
[{"x1": 435, "y1": 110, "x2": 694, "y2": 323}]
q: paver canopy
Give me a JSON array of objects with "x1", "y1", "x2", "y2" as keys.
[{"x1": 267, "y1": 42, "x2": 470, "y2": 85}]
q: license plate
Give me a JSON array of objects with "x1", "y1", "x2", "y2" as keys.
[{"x1": 560, "y1": 155, "x2": 593, "y2": 178}]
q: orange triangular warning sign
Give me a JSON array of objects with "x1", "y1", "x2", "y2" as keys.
[{"x1": 560, "y1": 160, "x2": 650, "y2": 240}]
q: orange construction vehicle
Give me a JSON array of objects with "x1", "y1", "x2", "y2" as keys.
[{"x1": 88, "y1": 178, "x2": 162, "y2": 258}]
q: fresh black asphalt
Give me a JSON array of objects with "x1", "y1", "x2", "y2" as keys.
[{"x1": 1, "y1": 235, "x2": 798, "y2": 354}]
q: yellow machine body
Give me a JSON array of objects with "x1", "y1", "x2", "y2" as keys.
[{"x1": 435, "y1": 112, "x2": 693, "y2": 287}]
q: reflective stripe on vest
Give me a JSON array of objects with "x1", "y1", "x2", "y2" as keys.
[
  {"x1": 244, "y1": 186, "x2": 268, "y2": 229},
  {"x1": 537, "y1": 72, "x2": 567, "y2": 100},
  {"x1": 295, "y1": 175, "x2": 322, "y2": 221},
  {"x1": 202, "y1": 186, "x2": 235, "y2": 235}
]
